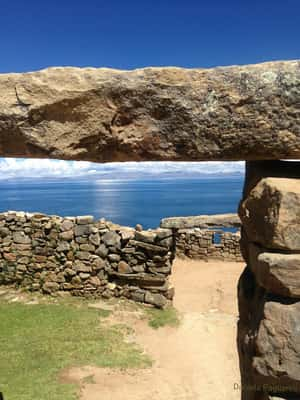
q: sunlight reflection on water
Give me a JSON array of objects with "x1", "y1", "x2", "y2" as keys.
[{"x1": 0, "y1": 177, "x2": 243, "y2": 229}]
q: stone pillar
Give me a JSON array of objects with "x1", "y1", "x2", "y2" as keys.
[{"x1": 238, "y1": 160, "x2": 300, "y2": 400}]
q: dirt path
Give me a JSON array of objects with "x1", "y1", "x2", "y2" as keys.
[{"x1": 65, "y1": 260, "x2": 245, "y2": 400}]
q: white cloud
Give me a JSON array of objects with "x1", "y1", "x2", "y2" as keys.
[
  {"x1": 0, "y1": 158, "x2": 245, "y2": 179},
  {"x1": 0, "y1": 158, "x2": 95, "y2": 178}
]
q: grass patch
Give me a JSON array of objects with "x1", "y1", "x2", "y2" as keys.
[
  {"x1": 81, "y1": 375, "x2": 95, "y2": 385},
  {"x1": 145, "y1": 306, "x2": 180, "y2": 329},
  {"x1": 0, "y1": 298, "x2": 151, "y2": 400},
  {"x1": 95, "y1": 308, "x2": 112, "y2": 318}
]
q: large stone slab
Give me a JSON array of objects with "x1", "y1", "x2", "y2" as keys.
[
  {"x1": 109, "y1": 272, "x2": 166, "y2": 287},
  {"x1": 0, "y1": 61, "x2": 299, "y2": 162},
  {"x1": 239, "y1": 178, "x2": 300, "y2": 251},
  {"x1": 249, "y1": 243, "x2": 300, "y2": 298},
  {"x1": 160, "y1": 213, "x2": 240, "y2": 229}
]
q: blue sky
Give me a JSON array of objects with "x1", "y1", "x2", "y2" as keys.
[
  {"x1": 0, "y1": 0, "x2": 298, "y2": 178},
  {"x1": 1, "y1": 0, "x2": 299, "y2": 73}
]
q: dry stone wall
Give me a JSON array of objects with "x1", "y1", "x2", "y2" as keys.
[
  {"x1": 175, "y1": 228, "x2": 243, "y2": 262},
  {"x1": 0, "y1": 211, "x2": 244, "y2": 308},
  {"x1": 161, "y1": 214, "x2": 243, "y2": 262},
  {"x1": 0, "y1": 211, "x2": 174, "y2": 308},
  {"x1": 238, "y1": 160, "x2": 300, "y2": 400}
]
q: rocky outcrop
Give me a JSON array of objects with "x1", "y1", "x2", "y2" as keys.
[
  {"x1": 0, "y1": 61, "x2": 299, "y2": 162},
  {"x1": 0, "y1": 211, "x2": 174, "y2": 308},
  {"x1": 238, "y1": 162, "x2": 300, "y2": 399}
]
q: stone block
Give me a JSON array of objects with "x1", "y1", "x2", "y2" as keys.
[
  {"x1": 96, "y1": 244, "x2": 108, "y2": 257},
  {"x1": 79, "y1": 272, "x2": 90, "y2": 280},
  {"x1": 92, "y1": 257, "x2": 106, "y2": 270},
  {"x1": 77, "y1": 215, "x2": 94, "y2": 225},
  {"x1": 130, "y1": 290, "x2": 145, "y2": 303},
  {"x1": 108, "y1": 253, "x2": 120, "y2": 262},
  {"x1": 129, "y1": 240, "x2": 168, "y2": 254},
  {"x1": 3, "y1": 253, "x2": 16, "y2": 262},
  {"x1": 119, "y1": 228, "x2": 135, "y2": 241},
  {"x1": 76, "y1": 251, "x2": 90, "y2": 261},
  {"x1": 57, "y1": 241, "x2": 70, "y2": 252},
  {"x1": 102, "y1": 231, "x2": 121, "y2": 248},
  {"x1": 239, "y1": 178, "x2": 300, "y2": 250},
  {"x1": 253, "y1": 300, "x2": 300, "y2": 390},
  {"x1": 13, "y1": 231, "x2": 31, "y2": 244},
  {"x1": 249, "y1": 243, "x2": 300, "y2": 297},
  {"x1": 89, "y1": 233, "x2": 100, "y2": 246},
  {"x1": 79, "y1": 243, "x2": 95, "y2": 252},
  {"x1": 161, "y1": 214, "x2": 240, "y2": 229},
  {"x1": 145, "y1": 292, "x2": 167, "y2": 308},
  {"x1": 74, "y1": 224, "x2": 91, "y2": 236},
  {"x1": 118, "y1": 261, "x2": 132, "y2": 274},
  {"x1": 0, "y1": 227, "x2": 10, "y2": 238},
  {"x1": 134, "y1": 230, "x2": 157, "y2": 244},
  {"x1": 42, "y1": 281, "x2": 59, "y2": 293},
  {"x1": 60, "y1": 219, "x2": 74, "y2": 231},
  {"x1": 59, "y1": 230, "x2": 74, "y2": 240},
  {"x1": 238, "y1": 267, "x2": 300, "y2": 395},
  {"x1": 74, "y1": 262, "x2": 92, "y2": 273},
  {"x1": 89, "y1": 276, "x2": 101, "y2": 287}
]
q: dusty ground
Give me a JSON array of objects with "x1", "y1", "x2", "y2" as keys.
[{"x1": 64, "y1": 259, "x2": 245, "y2": 400}]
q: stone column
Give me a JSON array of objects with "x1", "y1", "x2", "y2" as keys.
[{"x1": 238, "y1": 160, "x2": 300, "y2": 400}]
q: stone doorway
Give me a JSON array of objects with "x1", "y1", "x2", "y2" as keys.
[{"x1": 0, "y1": 61, "x2": 299, "y2": 399}]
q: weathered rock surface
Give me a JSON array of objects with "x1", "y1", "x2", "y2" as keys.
[
  {"x1": 239, "y1": 163, "x2": 300, "y2": 400},
  {"x1": 239, "y1": 178, "x2": 300, "y2": 251},
  {"x1": 0, "y1": 61, "x2": 299, "y2": 162},
  {"x1": 238, "y1": 267, "x2": 300, "y2": 398},
  {"x1": 253, "y1": 300, "x2": 300, "y2": 389},
  {"x1": 161, "y1": 213, "x2": 240, "y2": 229},
  {"x1": 243, "y1": 160, "x2": 300, "y2": 198},
  {"x1": 249, "y1": 243, "x2": 300, "y2": 297}
]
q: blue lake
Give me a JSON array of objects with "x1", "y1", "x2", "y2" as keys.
[{"x1": 0, "y1": 176, "x2": 244, "y2": 229}]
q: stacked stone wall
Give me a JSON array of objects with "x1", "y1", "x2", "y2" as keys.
[
  {"x1": 238, "y1": 160, "x2": 300, "y2": 400},
  {"x1": 174, "y1": 228, "x2": 243, "y2": 262},
  {"x1": 0, "y1": 211, "x2": 174, "y2": 308},
  {"x1": 161, "y1": 214, "x2": 243, "y2": 262}
]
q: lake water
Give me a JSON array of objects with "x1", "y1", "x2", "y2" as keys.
[{"x1": 0, "y1": 176, "x2": 244, "y2": 229}]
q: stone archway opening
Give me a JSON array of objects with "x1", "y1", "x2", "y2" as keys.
[
  {"x1": 0, "y1": 160, "x2": 244, "y2": 307},
  {"x1": 0, "y1": 61, "x2": 299, "y2": 400}
]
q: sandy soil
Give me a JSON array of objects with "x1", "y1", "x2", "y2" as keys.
[{"x1": 65, "y1": 259, "x2": 245, "y2": 400}]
